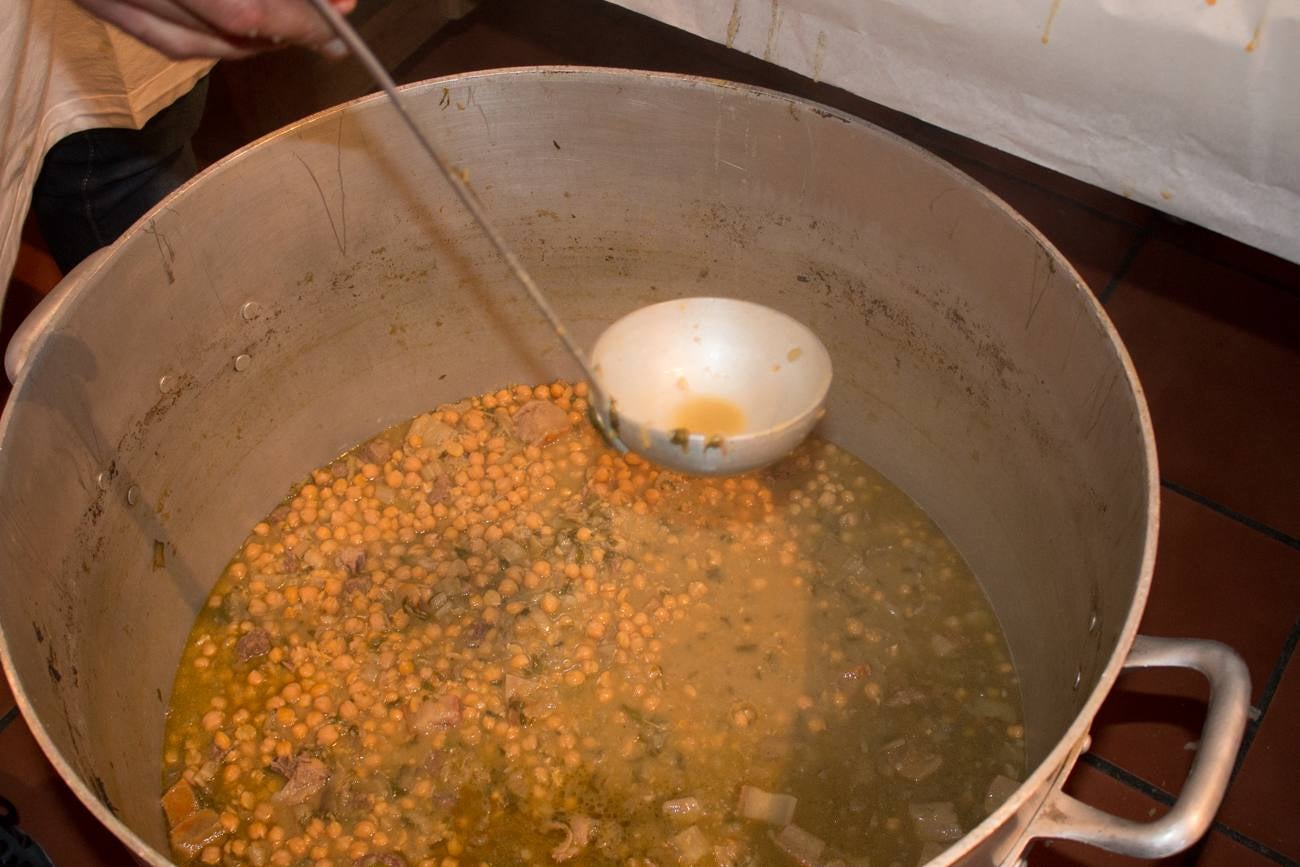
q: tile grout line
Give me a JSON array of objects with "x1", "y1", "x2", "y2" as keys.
[
  {"x1": 1079, "y1": 751, "x2": 1176, "y2": 805},
  {"x1": 1157, "y1": 484, "x2": 1300, "y2": 810},
  {"x1": 1254, "y1": 617, "x2": 1300, "y2": 720},
  {"x1": 1213, "y1": 823, "x2": 1300, "y2": 867},
  {"x1": 1156, "y1": 222, "x2": 1300, "y2": 300},
  {"x1": 1097, "y1": 224, "x2": 1153, "y2": 305},
  {"x1": 1235, "y1": 615, "x2": 1300, "y2": 771},
  {"x1": 0, "y1": 704, "x2": 19, "y2": 735},
  {"x1": 1079, "y1": 753, "x2": 1300, "y2": 866},
  {"x1": 1161, "y1": 480, "x2": 1300, "y2": 553}
]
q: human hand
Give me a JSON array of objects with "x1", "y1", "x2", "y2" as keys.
[{"x1": 73, "y1": 0, "x2": 357, "y2": 60}]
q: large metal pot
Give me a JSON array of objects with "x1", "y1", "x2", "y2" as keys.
[{"x1": 0, "y1": 68, "x2": 1248, "y2": 865}]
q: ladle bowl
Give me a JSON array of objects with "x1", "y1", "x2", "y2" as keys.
[{"x1": 590, "y1": 297, "x2": 833, "y2": 474}]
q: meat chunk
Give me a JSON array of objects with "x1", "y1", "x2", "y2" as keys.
[
  {"x1": 268, "y1": 753, "x2": 296, "y2": 777},
  {"x1": 272, "y1": 755, "x2": 330, "y2": 805},
  {"x1": 168, "y1": 808, "x2": 225, "y2": 861},
  {"x1": 234, "y1": 628, "x2": 271, "y2": 662},
  {"x1": 406, "y1": 415, "x2": 457, "y2": 451},
  {"x1": 161, "y1": 777, "x2": 198, "y2": 826},
  {"x1": 512, "y1": 400, "x2": 570, "y2": 446},
  {"x1": 427, "y1": 474, "x2": 452, "y2": 505},
  {"x1": 410, "y1": 694, "x2": 462, "y2": 735},
  {"x1": 221, "y1": 590, "x2": 248, "y2": 621},
  {"x1": 337, "y1": 546, "x2": 366, "y2": 575},
  {"x1": 362, "y1": 437, "x2": 392, "y2": 465},
  {"x1": 547, "y1": 814, "x2": 595, "y2": 862}
]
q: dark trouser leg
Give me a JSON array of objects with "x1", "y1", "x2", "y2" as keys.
[{"x1": 32, "y1": 76, "x2": 209, "y2": 274}]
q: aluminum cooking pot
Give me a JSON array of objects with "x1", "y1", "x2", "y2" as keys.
[{"x1": 0, "y1": 68, "x2": 1249, "y2": 866}]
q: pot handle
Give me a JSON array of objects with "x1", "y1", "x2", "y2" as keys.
[
  {"x1": 5, "y1": 243, "x2": 114, "y2": 385},
  {"x1": 1026, "y1": 635, "x2": 1250, "y2": 860}
]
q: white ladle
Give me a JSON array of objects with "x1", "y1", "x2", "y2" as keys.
[
  {"x1": 307, "y1": 0, "x2": 833, "y2": 474},
  {"x1": 591, "y1": 298, "x2": 831, "y2": 474}
]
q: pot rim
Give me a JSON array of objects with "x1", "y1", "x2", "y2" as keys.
[{"x1": 0, "y1": 65, "x2": 1160, "y2": 866}]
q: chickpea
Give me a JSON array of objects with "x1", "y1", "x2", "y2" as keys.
[{"x1": 317, "y1": 724, "x2": 340, "y2": 746}]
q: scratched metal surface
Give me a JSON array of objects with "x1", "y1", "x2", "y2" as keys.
[{"x1": 0, "y1": 69, "x2": 1154, "y2": 865}]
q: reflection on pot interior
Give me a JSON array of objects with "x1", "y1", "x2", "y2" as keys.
[{"x1": 161, "y1": 379, "x2": 1025, "y2": 867}]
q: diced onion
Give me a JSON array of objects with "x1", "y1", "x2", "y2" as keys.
[
  {"x1": 969, "y1": 697, "x2": 1018, "y2": 723},
  {"x1": 984, "y1": 775, "x2": 1020, "y2": 815},
  {"x1": 670, "y1": 825, "x2": 710, "y2": 864},
  {"x1": 772, "y1": 824, "x2": 826, "y2": 866},
  {"x1": 908, "y1": 801, "x2": 963, "y2": 843},
  {"x1": 736, "y1": 785, "x2": 797, "y2": 826},
  {"x1": 504, "y1": 674, "x2": 537, "y2": 702},
  {"x1": 530, "y1": 609, "x2": 554, "y2": 634}
]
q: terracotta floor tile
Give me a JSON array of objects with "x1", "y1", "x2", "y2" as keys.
[
  {"x1": 1105, "y1": 237, "x2": 1300, "y2": 539},
  {"x1": 0, "y1": 715, "x2": 136, "y2": 866},
  {"x1": 1194, "y1": 831, "x2": 1291, "y2": 867},
  {"x1": 9, "y1": 241, "x2": 61, "y2": 298},
  {"x1": 1217, "y1": 653, "x2": 1300, "y2": 862},
  {"x1": 0, "y1": 659, "x2": 14, "y2": 716},
  {"x1": 1151, "y1": 215, "x2": 1300, "y2": 295},
  {"x1": 940, "y1": 152, "x2": 1148, "y2": 298},
  {"x1": 1086, "y1": 491, "x2": 1300, "y2": 794},
  {"x1": 1085, "y1": 668, "x2": 1210, "y2": 798},
  {"x1": 2, "y1": 263, "x2": 47, "y2": 410},
  {"x1": 1024, "y1": 764, "x2": 1182, "y2": 866}
]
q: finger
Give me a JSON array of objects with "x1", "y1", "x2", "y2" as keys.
[
  {"x1": 120, "y1": 0, "x2": 292, "y2": 54},
  {"x1": 314, "y1": 38, "x2": 349, "y2": 60},
  {"x1": 173, "y1": 0, "x2": 340, "y2": 48},
  {"x1": 75, "y1": 0, "x2": 260, "y2": 58},
  {"x1": 100, "y1": 0, "x2": 221, "y2": 37}
]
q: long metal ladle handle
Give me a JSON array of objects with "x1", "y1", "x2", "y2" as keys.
[{"x1": 305, "y1": 0, "x2": 610, "y2": 404}]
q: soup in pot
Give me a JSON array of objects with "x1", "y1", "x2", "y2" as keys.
[{"x1": 161, "y1": 380, "x2": 1024, "y2": 867}]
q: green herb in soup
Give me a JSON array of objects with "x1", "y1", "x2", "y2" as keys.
[{"x1": 161, "y1": 380, "x2": 1025, "y2": 867}]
